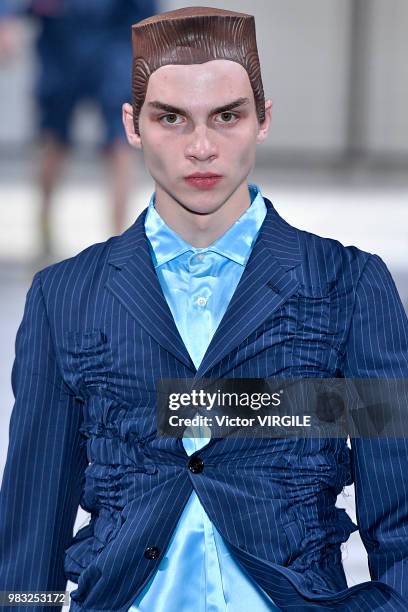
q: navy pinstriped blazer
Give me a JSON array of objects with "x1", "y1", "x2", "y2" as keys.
[{"x1": 1, "y1": 196, "x2": 408, "y2": 612}]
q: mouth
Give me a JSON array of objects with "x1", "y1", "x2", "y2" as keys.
[{"x1": 184, "y1": 173, "x2": 223, "y2": 190}]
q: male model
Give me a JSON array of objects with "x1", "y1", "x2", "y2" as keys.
[{"x1": 1, "y1": 7, "x2": 407, "y2": 612}]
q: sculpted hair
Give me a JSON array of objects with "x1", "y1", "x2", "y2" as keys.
[{"x1": 131, "y1": 6, "x2": 265, "y2": 135}]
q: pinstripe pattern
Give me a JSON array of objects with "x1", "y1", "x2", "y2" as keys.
[{"x1": 0, "y1": 197, "x2": 407, "y2": 612}]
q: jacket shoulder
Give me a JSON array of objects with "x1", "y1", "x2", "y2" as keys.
[
  {"x1": 295, "y1": 225, "x2": 374, "y2": 289},
  {"x1": 37, "y1": 236, "x2": 117, "y2": 286},
  {"x1": 33, "y1": 235, "x2": 117, "y2": 307}
]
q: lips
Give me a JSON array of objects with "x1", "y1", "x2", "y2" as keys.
[
  {"x1": 184, "y1": 174, "x2": 223, "y2": 190},
  {"x1": 185, "y1": 173, "x2": 222, "y2": 179}
]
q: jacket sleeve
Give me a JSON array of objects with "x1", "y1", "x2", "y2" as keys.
[
  {"x1": 0, "y1": 271, "x2": 88, "y2": 611},
  {"x1": 342, "y1": 253, "x2": 408, "y2": 601}
]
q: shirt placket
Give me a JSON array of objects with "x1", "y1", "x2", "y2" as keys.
[{"x1": 181, "y1": 251, "x2": 228, "y2": 610}]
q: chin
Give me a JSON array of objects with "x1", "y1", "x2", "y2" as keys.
[
  {"x1": 183, "y1": 203, "x2": 220, "y2": 216},
  {"x1": 176, "y1": 191, "x2": 222, "y2": 214}
]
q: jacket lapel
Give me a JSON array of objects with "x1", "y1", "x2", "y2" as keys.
[
  {"x1": 192, "y1": 197, "x2": 302, "y2": 382},
  {"x1": 105, "y1": 209, "x2": 196, "y2": 372}
]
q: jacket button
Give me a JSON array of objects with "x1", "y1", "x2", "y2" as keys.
[
  {"x1": 144, "y1": 546, "x2": 160, "y2": 560},
  {"x1": 188, "y1": 456, "x2": 204, "y2": 473}
]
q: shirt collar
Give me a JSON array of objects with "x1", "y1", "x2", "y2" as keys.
[{"x1": 144, "y1": 183, "x2": 267, "y2": 268}]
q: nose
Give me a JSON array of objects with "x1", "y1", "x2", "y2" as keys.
[{"x1": 185, "y1": 125, "x2": 218, "y2": 160}]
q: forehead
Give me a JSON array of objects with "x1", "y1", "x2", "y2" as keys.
[{"x1": 145, "y1": 59, "x2": 252, "y2": 104}]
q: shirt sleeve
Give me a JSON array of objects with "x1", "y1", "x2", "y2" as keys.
[
  {"x1": 0, "y1": 271, "x2": 88, "y2": 612},
  {"x1": 342, "y1": 253, "x2": 408, "y2": 602}
]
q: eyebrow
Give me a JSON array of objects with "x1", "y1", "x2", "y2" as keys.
[{"x1": 147, "y1": 97, "x2": 250, "y2": 116}]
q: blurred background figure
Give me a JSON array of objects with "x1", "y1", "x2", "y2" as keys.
[{"x1": 0, "y1": 0, "x2": 157, "y2": 262}]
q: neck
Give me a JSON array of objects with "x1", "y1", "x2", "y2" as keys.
[{"x1": 153, "y1": 182, "x2": 251, "y2": 247}]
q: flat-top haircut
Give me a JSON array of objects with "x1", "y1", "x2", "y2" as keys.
[{"x1": 131, "y1": 6, "x2": 265, "y2": 135}]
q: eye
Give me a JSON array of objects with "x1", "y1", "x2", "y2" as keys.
[
  {"x1": 217, "y1": 111, "x2": 239, "y2": 124},
  {"x1": 158, "y1": 111, "x2": 240, "y2": 126},
  {"x1": 159, "y1": 113, "x2": 183, "y2": 125}
]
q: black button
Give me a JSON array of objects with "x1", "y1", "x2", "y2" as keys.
[
  {"x1": 188, "y1": 456, "x2": 204, "y2": 473},
  {"x1": 144, "y1": 546, "x2": 160, "y2": 560},
  {"x1": 316, "y1": 391, "x2": 345, "y2": 423}
]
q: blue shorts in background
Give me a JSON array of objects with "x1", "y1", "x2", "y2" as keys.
[{"x1": 32, "y1": 0, "x2": 157, "y2": 148}]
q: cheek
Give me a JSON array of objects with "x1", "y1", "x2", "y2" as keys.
[
  {"x1": 143, "y1": 136, "x2": 175, "y2": 174},
  {"x1": 232, "y1": 137, "x2": 256, "y2": 168},
  {"x1": 225, "y1": 124, "x2": 257, "y2": 161}
]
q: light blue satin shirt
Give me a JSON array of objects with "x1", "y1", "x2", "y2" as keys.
[{"x1": 129, "y1": 183, "x2": 280, "y2": 611}]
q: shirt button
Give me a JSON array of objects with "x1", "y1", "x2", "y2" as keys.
[
  {"x1": 196, "y1": 296, "x2": 207, "y2": 306},
  {"x1": 196, "y1": 253, "x2": 205, "y2": 260},
  {"x1": 188, "y1": 456, "x2": 204, "y2": 473},
  {"x1": 144, "y1": 546, "x2": 161, "y2": 560}
]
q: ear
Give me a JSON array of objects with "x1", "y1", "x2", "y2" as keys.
[
  {"x1": 256, "y1": 99, "x2": 273, "y2": 144},
  {"x1": 122, "y1": 103, "x2": 143, "y2": 149}
]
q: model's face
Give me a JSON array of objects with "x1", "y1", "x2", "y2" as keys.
[{"x1": 124, "y1": 59, "x2": 271, "y2": 215}]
